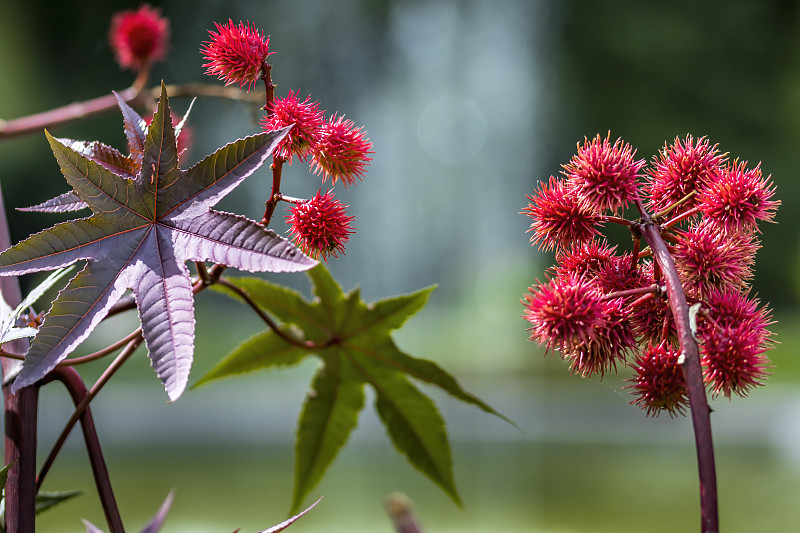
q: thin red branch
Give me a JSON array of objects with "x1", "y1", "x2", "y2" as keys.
[
  {"x1": 216, "y1": 278, "x2": 336, "y2": 349},
  {"x1": 39, "y1": 367, "x2": 124, "y2": 533},
  {"x1": 0, "y1": 85, "x2": 140, "y2": 140},
  {"x1": 0, "y1": 182, "x2": 38, "y2": 533},
  {"x1": 36, "y1": 334, "x2": 143, "y2": 492},
  {"x1": 635, "y1": 208, "x2": 718, "y2": 533},
  {"x1": 261, "y1": 157, "x2": 285, "y2": 225},
  {"x1": 601, "y1": 284, "x2": 660, "y2": 300},
  {"x1": 662, "y1": 206, "x2": 701, "y2": 230},
  {"x1": 0, "y1": 78, "x2": 261, "y2": 140}
]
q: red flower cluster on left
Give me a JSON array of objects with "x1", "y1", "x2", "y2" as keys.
[
  {"x1": 522, "y1": 133, "x2": 778, "y2": 416},
  {"x1": 199, "y1": 19, "x2": 373, "y2": 261}
]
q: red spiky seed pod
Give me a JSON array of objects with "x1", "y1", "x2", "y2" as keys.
[
  {"x1": 562, "y1": 132, "x2": 645, "y2": 214},
  {"x1": 673, "y1": 220, "x2": 759, "y2": 298},
  {"x1": 563, "y1": 295, "x2": 636, "y2": 377},
  {"x1": 628, "y1": 342, "x2": 689, "y2": 417},
  {"x1": 201, "y1": 20, "x2": 273, "y2": 91},
  {"x1": 697, "y1": 288, "x2": 773, "y2": 398},
  {"x1": 523, "y1": 177, "x2": 602, "y2": 252},
  {"x1": 311, "y1": 114, "x2": 373, "y2": 188},
  {"x1": 109, "y1": 4, "x2": 169, "y2": 71},
  {"x1": 646, "y1": 134, "x2": 726, "y2": 215},
  {"x1": 260, "y1": 91, "x2": 325, "y2": 163},
  {"x1": 697, "y1": 160, "x2": 779, "y2": 234},
  {"x1": 552, "y1": 240, "x2": 619, "y2": 279},
  {"x1": 523, "y1": 274, "x2": 605, "y2": 352},
  {"x1": 286, "y1": 190, "x2": 355, "y2": 261}
]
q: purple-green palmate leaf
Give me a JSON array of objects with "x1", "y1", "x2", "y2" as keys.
[
  {"x1": 199, "y1": 265, "x2": 509, "y2": 513},
  {"x1": 82, "y1": 490, "x2": 174, "y2": 533},
  {"x1": 20, "y1": 91, "x2": 192, "y2": 214},
  {"x1": 258, "y1": 497, "x2": 321, "y2": 533},
  {"x1": 0, "y1": 83, "x2": 316, "y2": 400}
]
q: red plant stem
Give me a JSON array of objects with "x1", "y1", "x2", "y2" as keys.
[
  {"x1": 261, "y1": 158, "x2": 285, "y2": 225},
  {"x1": 59, "y1": 328, "x2": 143, "y2": 366},
  {"x1": 258, "y1": 61, "x2": 287, "y2": 227},
  {"x1": 0, "y1": 183, "x2": 37, "y2": 533},
  {"x1": 0, "y1": 79, "x2": 264, "y2": 140},
  {"x1": 0, "y1": 67, "x2": 145, "y2": 140},
  {"x1": 601, "y1": 284, "x2": 659, "y2": 300},
  {"x1": 36, "y1": 334, "x2": 143, "y2": 493},
  {"x1": 216, "y1": 278, "x2": 337, "y2": 348},
  {"x1": 275, "y1": 193, "x2": 306, "y2": 205},
  {"x1": 39, "y1": 367, "x2": 124, "y2": 533},
  {"x1": 662, "y1": 206, "x2": 701, "y2": 229},
  {"x1": 3, "y1": 384, "x2": 37, "y2": 533},
  {"x1": 599, "y1": 215, "x2": 632, "y2": 226},
  {"x1": 384, "y1": 493, "x2": 424, "y2": 533},
  {"x1": 637, "y1": 218, "x2": 718, "y2": 533},
  {"x1": 261, "y1": 62, "x2": 275, "y2": 114}
]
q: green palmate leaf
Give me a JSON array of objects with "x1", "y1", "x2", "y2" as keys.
[
  {"x1": 350, "y1": 353, "x2": 460, "y2": 505},
  {"x1": 192, "y1": 329, "x2": 306, "y2": 388},
  {"x1": 0, "y1": 463, "x2": 11, "y2": 494},
  {"x1": 345, "y1": 338, "x2": 511, "y2": 423},
  {"x1": 198, "y1": 264, "x2": 506, "y2": 512},
  {"x1": 292, "y1": 353, "x2": 364, "y2": 513},
  {"x1": 35, "y1": 490, "x2": 82, "y2": 514},
  {"x1": 210, "y1": 277, "x2": 331, "y2": 340},
  {"x1": 0, "y1": 486, "x2": 81, "y2": 533}
]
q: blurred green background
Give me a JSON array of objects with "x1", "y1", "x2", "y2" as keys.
[{"x1": 2, "y1": 0, "x2": 800, "y2": 531}]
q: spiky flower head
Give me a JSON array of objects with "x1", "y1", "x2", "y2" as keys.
[
  {"x1": 109, "y1": 4, "x2": 169, "y2": 71},
  {"x1": 287, "y1": 190, "x2": 355, "y2": 261},
  {"x1": 552, "y1": 240, "x2": 618, "y2": 279},
  {"x1": 523, "y1": 177, "x2": 602, "y2": 252},
  {"x1": 523, "y1": 274, "x2": 605, "y2": 352},
  {"x1": 594, "y1": 253, "x2": 646, "y2": 294},
  {"x1": 523, "y1": 274, "x2": 634, "y2": 376},
  {"x1": 311, "y1": 114, "x2": 373, "y2": 187},
  {"x1": 646, "y1": 134, "x2": 726, "y2": 214},
  {"x1": 673, "y1": 220, "x2": 759, "y2": 298},
  {"x1": 697, "y1": 160, "x2": 779, "y2": 234},
  {"x1": 201, "y1": 20, "x2": 272, "y2": 91},
  {"x1": 260, "y1": 91, "x2": 325, "y2": 163},
  {"x1": 697, "y1": 288, "x2": 773, "y2": 398},
  {"x1": 562, "y1": 132, "x2": 645, "y2": 214},
  {"x1": 564, "y1": 296, "x2": 636, "y2": 377},
  {"x1": 628, "y1": 342, "x2": 689, "y2": 417}
]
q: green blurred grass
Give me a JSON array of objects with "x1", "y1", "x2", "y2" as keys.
[
  {"x1": 34, "y1": 440, "x2": 800, "y2": 533},
  {"x1": 764, "y1": 311, "x2": 800, "y2": 384}
]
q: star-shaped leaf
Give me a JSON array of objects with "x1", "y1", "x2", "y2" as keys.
[
  {"x1": 196, "y1": 264, "x2": 508, "y2": 513},
  {"x1": 0, "y1": 83, "x2": 317, "y2": 400}
]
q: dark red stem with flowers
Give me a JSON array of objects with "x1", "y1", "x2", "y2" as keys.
[
  {"x1": 633, "y1": 200, "x2": 718, "y2": 533},
  {"x1": 259, "y1": 61, "x2": 287, "y2": 227}
]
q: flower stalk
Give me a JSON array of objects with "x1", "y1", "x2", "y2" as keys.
[
  {"x1": 522, "y1": 133, "x2": 777, "y2": 533},
  {"x1": 636, "y1": 218, "x2": 718, "y2": 533}
]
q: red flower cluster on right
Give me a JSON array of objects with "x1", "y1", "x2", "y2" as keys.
[{"x1": 522, "y1": 134, "x2": 779, "y2": 417}]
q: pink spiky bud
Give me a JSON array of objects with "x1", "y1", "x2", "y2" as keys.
[
  {"x1": 201, "y1": 20, "x2": 273, "y2": 91},
  {"x1": 109, "y1": 4, "x2": 169, "y2": 71},
  {"x1": 286, "y1": 190, "x2": 355, "y2": 261},
  {"x1": 260, "y1": 91, "x2": 325, "y2": 163}
]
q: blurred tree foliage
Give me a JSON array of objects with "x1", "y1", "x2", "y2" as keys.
[{"x1": 2, "y1": 0, "x2": 798, "y2": 310}]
